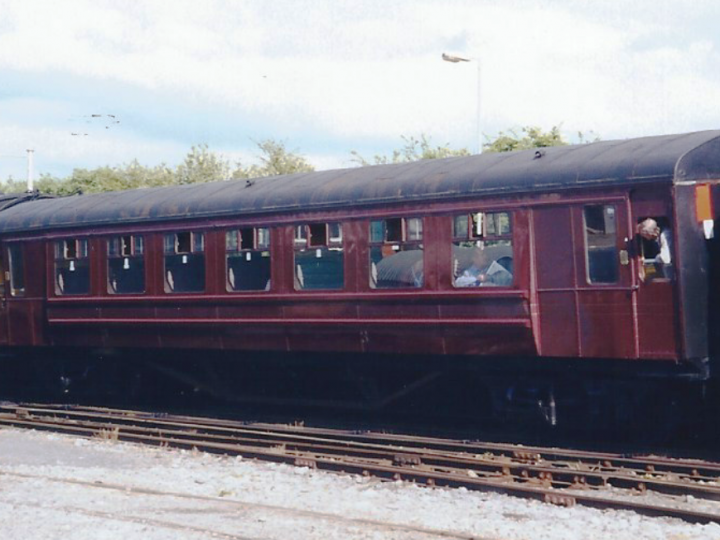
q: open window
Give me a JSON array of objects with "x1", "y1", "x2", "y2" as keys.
[
  {"x1": 369, "y1": 217, "x2": 424, "y2": 289},
  {"x1": 6, "y1": 244, "x2": 25, "y2": 297},
  {"x1": 164, "y1": 231, "x2": 205, "y2": 293},
  {"x1": 108, "y1": 235, "x2": 145, "y2": 294},
  {"x1": 452, "y1": 212, "x2": 513, "y2": 288},
  {"x1": 294, "y1": 223, "x2": 344, "y2": 290},
  {"x1": 584, "y1": 205, "x2": 619, "y2": 284},
  {"x1": 55, "y1": 238, "x2": 90, "y2": 295},
  {"x1": 226, "y1": 227, "x2": 271, "y2": 291},
  {"x1": 636, "y1": 216, "x2": 673, "y2": 281}
]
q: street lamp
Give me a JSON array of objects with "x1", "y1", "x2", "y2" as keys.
[{"x1": 442, "y1": 53, "x2": 482, "y2": 154}]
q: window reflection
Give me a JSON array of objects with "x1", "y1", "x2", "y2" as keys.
[
  {"x1": 584, "y1": 205, "x2": 618, "y2": 284},
  {"x1": 452, "y1": 212, "x2": 513, "y2": 288},
  {"x1": 369, "y1": 217, "x2": 424, "y2": 289},
  {"x1": 294, "y1": 223, "x2": 344, "y2": 290}
]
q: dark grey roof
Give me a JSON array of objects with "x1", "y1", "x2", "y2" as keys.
[{"x1": 1, "y1": 130, "x2": 719, "y2": 234}]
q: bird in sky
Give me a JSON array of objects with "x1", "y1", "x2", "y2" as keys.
[{"x1": 68, "y1": 113, "x2": 121, "y2": 135}]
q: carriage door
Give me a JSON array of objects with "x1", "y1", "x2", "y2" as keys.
[
  {"x1": 576, "y1": 203, "x2": 636, "y2": 358},
  {"x1": 534, "y1": 203, "x2": 635, "y2": 358},
  {"x1": 631, "y1": 194, "x2": 678, "y2": 359},
  {"x1": 0, "y1": 248, "x2": 9, "y2": 345}
]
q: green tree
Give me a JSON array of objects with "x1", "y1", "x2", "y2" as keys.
[
  {"x1": 481, "y1": 125, "x2": 598, "y2": 153},
  {"x1": 63, "y1": 162, "x2": 176, "y2": 194},
  {"x1": 176, "y1": 144, "x2": 231, "y2": 185},
  {"x1": 0, "y1": 130, "x2": 597, "y2": 196},
  {"x1": 351, "y1": 134, "x2": 470, "y2": 166},
  {"x1": 0, "y1": 139, "x2": 313, "y2": 195},
  {"x1": 232, "y1": 139, "x2": 315, "y2": 179},
  {"x1": 0, "y1": 162, "x2": 176, "y2": 196},
  {"x1": 0, "y1": 176, "x2": 28, "y2": 193}
]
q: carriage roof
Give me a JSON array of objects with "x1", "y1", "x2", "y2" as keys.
[{"x1": 0, "y1": 130, "x2": 719, "y2": 234}]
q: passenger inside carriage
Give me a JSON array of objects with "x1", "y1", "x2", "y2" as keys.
[
  {"x1": 452, "y1": 211, "x2": 513, "y2": 288},
  {"x1": 454, "y1": 247, "x2": 513, "y2": 287}
]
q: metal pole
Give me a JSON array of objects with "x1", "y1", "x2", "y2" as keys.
[
  {"x1": 26, "y1": 149, "x2": 34, "y2": 192},
  {"x1": 442, "y1": 53, "x2": 481, "y2": 154},
  {"x1": 475, "y1": 60, "x2": 482, "y2": 154}
]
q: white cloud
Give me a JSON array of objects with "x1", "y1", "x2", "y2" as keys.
[
  {"x1": 0, "y1": 0, "x2": 719, "y2": 177},
  {"x1": 0, "y1": 121, "x2": 188, "y2": 179}
]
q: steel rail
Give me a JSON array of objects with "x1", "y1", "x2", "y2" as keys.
[
  {"x1": 11, "y1": 403, "x2": 720, "y2": 480},
  {"x1": 4, "y1": 404, "x2": 720, "y2": 495},
  {"x1": 1, "y1": 403, "x2": 718, "y2": 524},
  {"x1": 3, "y1": 407, "x2": 719, "y2": 503}
]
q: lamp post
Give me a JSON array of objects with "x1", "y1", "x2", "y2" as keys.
[
  {"x1": 441, "y1": 53, "x2": 482, "y2": 154},
  {"x1": 0, "y1": 150, "x2": 35, "y2": 191},
  {"x1": 26, "y1": 149, "x2": 34, "y2": 192}
]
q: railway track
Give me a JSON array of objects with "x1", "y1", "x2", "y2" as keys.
[{"x1": 0, "y1": 402, "x2": 718, "y2": 525}]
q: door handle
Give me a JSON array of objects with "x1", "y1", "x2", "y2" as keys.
[{"x1": 619, "y1": 250, "x2": 630, "y2": 265}]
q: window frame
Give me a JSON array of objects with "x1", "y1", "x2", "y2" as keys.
[
  {"x1": 107, "y1": 234, "x2": 146, "y2": 295},
  {"x1": 6, "y1": 243, "x2": 25, "y2": 297},
  {"x1": 293, "y1": 222, "x2": 345, "y2": 291},
  {"x1": 635, "y1": 215, "x2": 673, "y2": 282},
  {"x1": 370, "y1": 217, "x2": 424, "y2": 247},
  {"x1": 225, "y1": 227, "x2": 272, "y2": 292},
  {"x1": 165, "y1": 231, "x2": 204, "y2": 255},
  {"x1": 451, "y1": 211, "x2": 514, "y2": 289},
  {"x1": 163, "y1": 231, "x2": 206, "y2": 294},
  {"x1": 452, "y1": 211, "x2": 513, "y2": 243},
  {"x1": 294, "y1": 223, "x2": 343, "y2": 250},
  {"x1": 583, "y1": 204, "x2": 620, "y2": 285},
  {"x1": 369, "y1": 216, "x2": 424, "y2": 290},
  {"x1": 54, "y1": 237, "x2": 91, "y2": 296}
]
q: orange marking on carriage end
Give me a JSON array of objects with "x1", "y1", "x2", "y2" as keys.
[{"x1": 696, "y1": 183, "x2": 713, "y2": 222}]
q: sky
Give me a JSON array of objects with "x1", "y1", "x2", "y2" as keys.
[{"x1": 0, "y1": 0, "x2": 719, "y2": 181}]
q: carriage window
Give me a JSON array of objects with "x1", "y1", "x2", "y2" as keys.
[
  {"x1": 7, "y1": 244, "x2": 25, "y2": 297},
  {"x1": 453, "y1": 212, "x2": 513, "y2": 288},
  {"x1": 164, "y1": 232, "x2": 205, "y2": 293},
  {"x1": 584, "y1": 205, "x2": 618, "y2": 284},
  {"x1": 370, "y1": 217, "x2": 424, "y2": 289},
  {"x1": 108, "y1": 235, "x2": 145, "y2": 294},
  {"x1": 55, "y1": 238, "x2": 90, "y2": 295},
  {"x1": 636, "y1": 217, "x2": 673, "y2": 280},
  {"x1": 294, "y1": 223, "x2": 344, "y2": 290},
  {"x1": 226, "y1": 227, "x2": 271, "y2": 291}
]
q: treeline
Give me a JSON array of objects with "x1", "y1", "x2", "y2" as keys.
[
  {"x1": 0, "y1": 140, "x2": 315, "y2": 196},
  {"x1": 1, "y1": 126, "x2": 587, "y2": 195}
]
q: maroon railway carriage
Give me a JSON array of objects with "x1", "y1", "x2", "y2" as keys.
[{"x1": 1, "y1": 130, "x2": 720, "y2": 422}]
